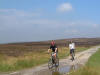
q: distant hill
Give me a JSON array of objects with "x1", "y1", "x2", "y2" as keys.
[
  {"x1": 0, "y1": 38, "x2": 100, "y2": 56},
  {"x1": 6, "y1": 38, "x2": 100, "y2": 46}
]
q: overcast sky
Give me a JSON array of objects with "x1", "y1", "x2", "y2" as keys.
[{"x1": 0, "y1": 0, "x2": 100, "y2": 44}]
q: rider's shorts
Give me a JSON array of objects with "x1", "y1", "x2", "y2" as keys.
[
  {"x1": 70, "y1": 49, "x2": 74, "y2": 54},
  {"x1": 52, "y1": 52, "x2": 57, "y2": 57}
]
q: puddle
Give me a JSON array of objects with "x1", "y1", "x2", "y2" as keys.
[
  {"x1": 32, "y1": 64, "x2": 82, "y2": 75},
  {"x1": 59, "y1": 64, "x2": 82, "y2": 75}
]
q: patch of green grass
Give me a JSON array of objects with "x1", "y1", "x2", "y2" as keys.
[
  {"x1": 0, "y1": 47, "x2": 89, "y2": 72},
  {"x1": 70, "y1": 48, "x2": 100, "y2": 75},
  {"x1": 58, "y1": 47, "x2": 68, "y2": 59},
  {"x1": 14, "y1": 59, "x2": 35, "y2": 70},
  {"x1": 75, "y1": 47, "x2": 90, "y2": 52},
  {"x1": 0, "y1": 64, "x2": 14, "y2": 72}
]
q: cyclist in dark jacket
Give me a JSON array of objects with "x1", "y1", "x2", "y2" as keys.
[{"x1": 48, "y1": 40, "x2": 58, "y2": 59}]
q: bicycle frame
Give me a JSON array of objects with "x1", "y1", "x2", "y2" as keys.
[{"x1": 48, "y1": 52, "x2": 59, "y2": 69}]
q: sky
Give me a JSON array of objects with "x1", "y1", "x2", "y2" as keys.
[{"x1": 0, "y1": 0, "x2": 100, "y2": 44}]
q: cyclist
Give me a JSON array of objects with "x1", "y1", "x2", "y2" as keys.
[
  {"x1": 69, "y1": 40, "x2": 75, "y2": 60},
  {"x1": 48, "y1": 40, "x2": 58, "y2": 60}
]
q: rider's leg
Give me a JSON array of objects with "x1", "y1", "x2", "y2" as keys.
[
  {"x1": 72, "y1": 49, "x2": 74, "y2": 60},
  {"x1": 54, "y1": 53, "x2": 56, "y2": 59},
  {"x1": 70, "y1": 49, "x2": 72, "y2": 59},
  {"x1": 73, "y1": 49, "x2": 75, "y2": 56},
  {"x1": 52, "y1": 52, "x2": 55, "y2": 63},
  {"x1": 56, "y1": 52, "x2": 58, "y2": 58},
  {"x1": 72, "y1": 49, "x2": 75, "y2": 56}
]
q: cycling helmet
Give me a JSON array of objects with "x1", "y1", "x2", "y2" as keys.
[{"x1": 51, "y1": 40, "x2": 55, "y2": 46}]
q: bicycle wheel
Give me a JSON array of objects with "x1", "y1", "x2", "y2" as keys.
[{"x1": 48, "y1": 58, "x2": 53, "y2": 69}]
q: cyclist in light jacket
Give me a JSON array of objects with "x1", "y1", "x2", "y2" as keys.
[{"x1": 69, "y1": 41, "x2": 75, "y2": 58}]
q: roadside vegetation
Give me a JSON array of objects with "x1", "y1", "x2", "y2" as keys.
[
  {"x1": 0, "y1": 46, "x2": 89, "y2": 72},
  {"x1": 69, "y1": 48, "x2": 100, "y2": 75}
]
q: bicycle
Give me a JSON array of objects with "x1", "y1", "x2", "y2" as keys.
[{"x1": 48, "y1": 52, "x2": 59, "y2": 69}]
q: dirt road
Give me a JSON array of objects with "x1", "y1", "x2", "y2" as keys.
[{"x1": 1, "y1": 46, "x2": 100, "y2": 75}]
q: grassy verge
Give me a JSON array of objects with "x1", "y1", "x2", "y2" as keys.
[
  {"x1": 70, "y1": 48, "x2": 100, "y2": 75},
  {"x1": 0, "y1": 47, "x2": 89, "y2": 72}
]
